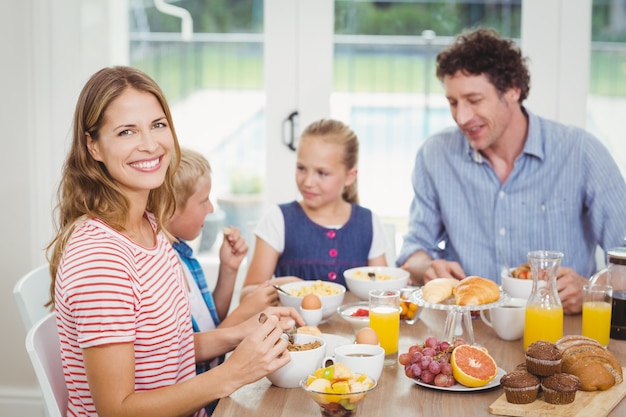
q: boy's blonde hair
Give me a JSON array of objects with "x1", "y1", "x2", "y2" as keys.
[{"x1": 174, "y1": 148, "x2": 212, "y2": 211}]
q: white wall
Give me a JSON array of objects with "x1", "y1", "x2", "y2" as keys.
[
  {"x1": 0, "y1": 1, "x2": 127, "y2": 415},
  {"x1": 522, "y1": 0, "x2": 591, "y2": 126}
]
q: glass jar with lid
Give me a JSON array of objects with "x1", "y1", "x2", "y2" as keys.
[{"x1": 589, "y1": 247, "x2": 626, "y2": 340}]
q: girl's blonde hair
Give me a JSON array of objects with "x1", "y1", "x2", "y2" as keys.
[
  {"x1": 300, "y1": 119, "x2": 359, "y2": 204},
  {"x1": 173, "y1": 148, "x2": 212, "y2": 211},
  {"x1": 46, "y1": 66, "x2": 181, "y2": 306}
]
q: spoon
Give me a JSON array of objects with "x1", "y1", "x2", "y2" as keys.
[
  {"x1": 258, "y1": 312, "x2": 296, "y2": 344},
  {"x1": 272, "y1": 284, "x2": 291, "y2": 296},
  {"x1": 367, "y1": 271, "x2": 377, "y2": 281}
]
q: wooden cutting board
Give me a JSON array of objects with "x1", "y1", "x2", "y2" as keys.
[{"x1": 488, "y1": 368, "x2": 626, "y2": 417}]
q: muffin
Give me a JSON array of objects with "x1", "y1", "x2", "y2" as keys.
[
  {"x1": 541, "y1": 373, "x2": 582, "y2": 404},
  {"x1": 525, "y1": 341, "x2": 562, "y2": 376},
  {"x1": 500, "y1": 370, "x2": 541, "y2": 404}
]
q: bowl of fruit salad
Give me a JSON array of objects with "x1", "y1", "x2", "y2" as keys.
[
  {"x1": 301, "y1": 363, "x2": 377, "y2": 417},
  {"x1": 501, "y1": 264, "x2": 534, "y2": 300}
]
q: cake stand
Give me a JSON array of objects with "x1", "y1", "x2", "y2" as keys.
[{"x1": 410, "y1": 288, "x2": 509, "y2": 345}]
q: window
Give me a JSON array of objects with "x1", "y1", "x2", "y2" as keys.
[{"x1": 588, "y1": 0, "x2": 626, "y2": 177}]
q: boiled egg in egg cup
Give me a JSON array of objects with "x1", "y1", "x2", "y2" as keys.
[{"x1": 299, "y1": 294, "x2": 323, "y2": 326}]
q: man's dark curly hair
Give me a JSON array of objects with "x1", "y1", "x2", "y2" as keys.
[{"x1": 436, "y1": 28, "x2": 530, "y2": 103}]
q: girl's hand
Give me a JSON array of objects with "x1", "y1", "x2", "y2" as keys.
[
  {"x1": 240, "y1": 281, "x2": 280, "y2": 310},
  {"x1": 261, "y1": 305, "x2": 306, "y2": 329},
  {"x1": 219, "y1": 226, "x2": 248, "y2": 271},
  {"x1": 271, "y1": 276, "x2": 303, "y2": 287}
]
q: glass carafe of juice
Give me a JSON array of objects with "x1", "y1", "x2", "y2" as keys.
[
  {"x1": 523, "y1": 250, "x2": 564, "y2": 351},
  {"x1": 590, "y1": 247, "x2": 626, "y2": 340}
]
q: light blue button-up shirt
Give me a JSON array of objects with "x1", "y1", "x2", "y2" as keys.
[{"x1": 397, "y1": 109, "x2": 626, "y2": 283}]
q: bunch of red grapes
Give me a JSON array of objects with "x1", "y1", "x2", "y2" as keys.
[{"x1": 398, "y1": 336, "x2": 467, "y2": 388}]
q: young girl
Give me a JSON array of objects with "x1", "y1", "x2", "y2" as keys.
[
  {"x1": 241, "y1": 118, "x2": 387, "y2": 300},
  {"x1": 47, "y1": 66, "x2": 302, "y2": 417}
]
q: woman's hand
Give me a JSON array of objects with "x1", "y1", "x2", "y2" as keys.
[{"x1": 220, "y1": 314, "x2": 292, "y2": 386}]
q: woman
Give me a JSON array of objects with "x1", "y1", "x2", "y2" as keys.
[{"x1": 47, "y1": 66, "x2": 302, "y2": 417}]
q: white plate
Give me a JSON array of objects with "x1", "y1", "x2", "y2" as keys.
[
  {"x1": 410, "y1": 367, "x2": 506, "y2": 392},
  {"x1": 321, "y1": 333, "x2": 353, "y2": 355}
]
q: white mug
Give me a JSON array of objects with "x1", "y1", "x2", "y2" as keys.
[
  {"x1": 480, "y1": 297, "x2": 526, "y2": 341},
  {"x1": 323, "y1": 343, "x2": 385, "y2": 382}
]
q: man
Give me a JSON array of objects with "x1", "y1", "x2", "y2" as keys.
[{"x1": 397, "y1": 28, "x2": 626, "y2": 314}]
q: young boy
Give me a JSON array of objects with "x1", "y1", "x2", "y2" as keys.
[{"x1": 166, "y1": 148, "x2": 288, "y2": 413}]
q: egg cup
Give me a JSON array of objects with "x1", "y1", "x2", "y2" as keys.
[{"x1": 299, "y1": 306, "x2": 323, "y2": 327}]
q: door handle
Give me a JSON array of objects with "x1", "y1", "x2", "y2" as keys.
[{"x1": 282, "y1": 111, "x2": 299, "y2": 151}]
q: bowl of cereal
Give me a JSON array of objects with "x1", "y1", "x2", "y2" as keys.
[
  {"x1": 266, "y1": 333, "x2": 326, "y2": 388},
  {"x1": 343, "y1": 266, "x2": 410, "y2": 301},
  {"x1": 501, "y1": 264, "x2": 534, "y2": 300},
  {"x1": 277, "y1": 280, "x2": 346, "y2": 320}
]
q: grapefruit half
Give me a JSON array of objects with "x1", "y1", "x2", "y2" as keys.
[{"x1": 450, "y1": 345, "x2": 498, "y2": 388}]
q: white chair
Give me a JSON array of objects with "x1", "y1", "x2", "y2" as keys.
[
  {"x1": 25, "y1": 313, "x2": 68, "y2": 417},
  {"x1": 13, "y1": 264, "x2": 53, "y2": 331}
]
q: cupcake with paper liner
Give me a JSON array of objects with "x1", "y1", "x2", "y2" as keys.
[
  {"x1": 500, "y1": 370, "x2": 541, "y2": 404},
  {"x1": 525, "y1": 341, "x2": 562, "y2": 376},
  {"x1": 541, "y1": 372, "x2": 582, "y2": 404}
]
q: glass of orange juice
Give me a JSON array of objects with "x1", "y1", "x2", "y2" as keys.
[
  {"x1": 582, "y1": 284, "x2": 613, "y2": 346},
  {"x1": 369, "y1": 289, "x2": 400, "y2": 366}
]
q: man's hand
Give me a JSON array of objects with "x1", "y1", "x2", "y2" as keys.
[
  {"x1": 401, "y1": 251, "x2": 465, "y2": 286},
  {"x1": 556, "y1": 267, "x2": 586, "y2": 315},
  {"x1": 423, "y1": 260, "x2": 465, "y2": 283}
]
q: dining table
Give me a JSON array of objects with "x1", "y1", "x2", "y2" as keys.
[{"x1": 213, "y1": 292, "x2": 626, "y2": 416}]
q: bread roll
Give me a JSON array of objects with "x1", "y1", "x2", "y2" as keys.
[
  {"x1": 296, "y1": 326, "x2": 322, "y2": 336},
  {"x1": 555, "y1": 335, "x2": 623, "y2": 391},
  {"x1": 453, "y1": 276, "x2": 500, "y2": 306},
  {"x1": 422, "y1": 278, "x2": 460, "y2": 304}
]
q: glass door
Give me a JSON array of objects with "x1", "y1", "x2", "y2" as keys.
[
  {"x1": 329, "y1": 1, "x2": 522, "y2": 235},
  {"x1": 127, "y1": 0, "x2": 524, "y2": 253}
]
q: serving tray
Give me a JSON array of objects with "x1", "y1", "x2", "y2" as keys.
[{"x1": 488, "y1": 367, "x2": 626, "y2": 416}]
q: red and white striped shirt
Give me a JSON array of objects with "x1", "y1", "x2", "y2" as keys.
[{"x1": 55, "y1": 215, "x2": 206, "y2": 417}]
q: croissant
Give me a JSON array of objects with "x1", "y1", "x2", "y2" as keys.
[
  {"x1": 453, "y1": 276, "x2": 500, "y2": 306},
  {"x1": 422, "y1": 278, "x2": 460, "y2": 304}
]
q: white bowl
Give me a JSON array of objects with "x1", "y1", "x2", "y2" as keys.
[
  {"x1": 277, "y1": 281, "x2": 346, "y2": 320},
  {"x1": 501, "y1": 268, "x2": 533, "y2": 300},
  {"x1": 337, "y1": 302, "x2": 370, "y2": 331},
  {"x1": 266, "y1": 333, "x2": 326, "y2": 388},
  {"x1": 343, "y1": 266, "x2": 410, "y2": 301}
]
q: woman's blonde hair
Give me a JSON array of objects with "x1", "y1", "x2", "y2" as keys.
[
  {"x1": 300, "y1": 119, "x2": 359, "y2": 204},
  {"x1": 46, "y1": 66, "x2": 181, "y2": 306},
  {"x1": 173, "y1": 148, "x2": 212, "y2": 211}
]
